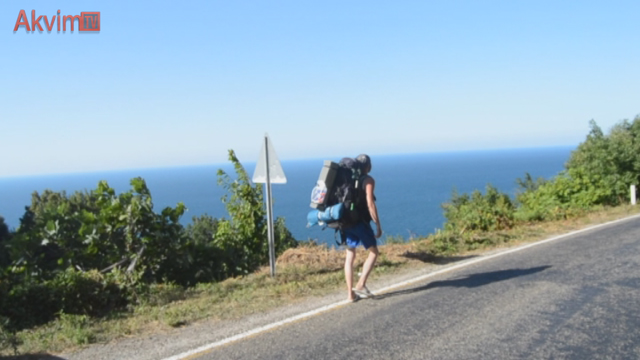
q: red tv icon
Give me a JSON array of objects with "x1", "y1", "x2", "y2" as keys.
[{"x1": 79, "y1": 12, "x2": 100, "y2": 31}]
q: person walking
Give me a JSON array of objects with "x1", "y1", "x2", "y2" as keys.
[{"x1": 344, "y1": 154, "x2": 382, "y2": 302}]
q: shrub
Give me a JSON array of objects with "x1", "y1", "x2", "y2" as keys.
[
  {"x1": 0, "y1": 216, "x2": 10, "y2": 269},
  {"x1": 48, "y1": 268, "x2": 128, "y2": 317},
  {"x1": 515, "y1": 116, "x2": 640, "y2": 222},
  {"x1": 0, "y1": 316, "x2": 20, "y2": 356},
  {"x1": 274, "y1": 217, "x2": 298, "y2": 255},
  {"x1": 185, "y1": 214, "x2": 219, "y2": 246},
  {"x1": 211, "y1": 150, "x2": 298, "y2": 279},
  {"x1": 564, "y1": 117, "x2": 640, "y2": 206},
  {"x1": 442, "y1": 184, "x2": 515, "y2": 234},
  {"x1": 0, "y1": 268, "x2": 129, "y2": 332},
  {"x1": 8, "y1": 178, "x2": 186, "y2": 284},
  {"x1": 1, "y1": 278, "x2": 60, "y2": 330},
  {"x1": 416, "y1": 230, "x2": 459, "y2": 256}
]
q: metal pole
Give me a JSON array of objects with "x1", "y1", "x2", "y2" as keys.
[{"x1": 264, "y1": 136, "x2": 276, "y2": 277}]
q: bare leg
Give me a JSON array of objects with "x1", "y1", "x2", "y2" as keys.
[
  {"x1": 356, "y1": 246, "x2": 379, "y2": 290},
  {"x1": 345, "y1": 248, "x2": 356, "y2": 300}
]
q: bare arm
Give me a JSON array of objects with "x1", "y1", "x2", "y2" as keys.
[{"x1": 363, "y1": 176, "x2": 382, "y2": 238}]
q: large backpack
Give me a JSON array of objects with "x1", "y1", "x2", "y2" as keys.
[{"x1": 307, "y1": 158, "x2": 365, "y2": 243}]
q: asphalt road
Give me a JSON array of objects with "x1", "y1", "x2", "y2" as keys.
[{"x1": 200, "y1": 217, "x2": 640, "y2": 360}]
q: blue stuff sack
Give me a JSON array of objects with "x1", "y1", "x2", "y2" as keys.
[{"x1": 306, "y1": 203, "x2": 344, "y2": 227}]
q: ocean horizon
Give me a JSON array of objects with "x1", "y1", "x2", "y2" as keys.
[{"x1": 0, "y1": 146, "x2": 575, "y2": 245}]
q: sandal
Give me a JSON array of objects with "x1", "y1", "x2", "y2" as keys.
[{"x1": 352, "y1": 286, "x2": 374, "y2": 298}]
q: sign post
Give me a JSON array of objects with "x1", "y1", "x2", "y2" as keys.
[{"x1": 252, "y1": 134, "x2": 286, "y2": 277}]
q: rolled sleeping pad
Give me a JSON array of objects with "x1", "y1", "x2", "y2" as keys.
[{"x1": 306, "y1": 203, "x2": 344, "y2": 227}]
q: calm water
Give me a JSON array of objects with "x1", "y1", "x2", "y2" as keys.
[{"x1": 0, "y1": 147, "x2": 574, "y2": 245}]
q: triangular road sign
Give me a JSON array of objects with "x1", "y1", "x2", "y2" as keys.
[{"x1": 252, "y1": 134, "x2": 287, "y2": 184}]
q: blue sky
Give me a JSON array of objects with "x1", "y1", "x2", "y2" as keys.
[{"x1": 2, "y1": 1, "x2": 639, "y2": 177}]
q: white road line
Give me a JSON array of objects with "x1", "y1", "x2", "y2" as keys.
[{"x1": 161, "y1": 213, "x2": 640, "y2": 360}]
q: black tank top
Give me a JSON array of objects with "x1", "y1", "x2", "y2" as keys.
[{"x1": 356, "y1": 175, "x2": 374, "y2": 223}]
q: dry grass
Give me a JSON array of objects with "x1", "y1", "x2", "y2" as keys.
[{"x1": 5, "y1": 205, "x2": 640, "y2": 356}]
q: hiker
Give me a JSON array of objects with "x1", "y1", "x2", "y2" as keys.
[{"x1": 344, "y1": 154, "x2": 382, "y2": 302}]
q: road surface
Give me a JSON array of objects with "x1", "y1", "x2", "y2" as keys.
[{"x1": 199, "y1": 217, "x2": 640, "y2": 359}]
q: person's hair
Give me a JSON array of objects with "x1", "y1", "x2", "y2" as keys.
[{"x1": 356, "y1": 154, "x2": 371, "y2": 172}]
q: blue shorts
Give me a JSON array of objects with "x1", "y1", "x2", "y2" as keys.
[{"x1": 343, "y1": 222, "x2": 377, "y2": 249}]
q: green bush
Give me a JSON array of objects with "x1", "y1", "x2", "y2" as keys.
[
  {"x1": 171, "y1": 152, "x2": 298, "y2": 285},
  {"x1": 1, "y1": 278, "x2": 60, "y2": 330},
  {"x1": 563, "y1": 118, "x2": 640, "y2": 206},
  {"x1": 0, "y1": 315, "x2": 20, "y2": 356},
  {"x1": 274, "y1": 217, "x2": 298, "y2": 255},
  {"x1": 185, "y1": 214, "x2": 219, "y2": 246},
  {"x1": 0, "y1": 268, "x2": 129, "y2": 331},
  {"x1": 48, "y1": 268, "x2": 128, "y2": 317},
  {"x1": 515, "y1": 116, "x2": 640, "y2": 222},
  {"x1": 8, "y1": 178, "x2": 186, "y2": 284},
  {"x1": 0, "y1": 216, "x2": 10, "y2": 270},
  {"x1": 515, "y1": 174, "x2": 571, "y2": 222},
  {"x1": 211, "y1": 150, "x2": 298, "y2": 279},
  {"x1": 442, "y1": 184, "x2": 515, "y2": 234}
]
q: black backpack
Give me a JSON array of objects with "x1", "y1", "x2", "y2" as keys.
[{"x1": 325, "y1": 158, "x2": 365, "y2": 237}]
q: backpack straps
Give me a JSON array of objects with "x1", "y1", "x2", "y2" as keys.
[{"x1": 335, "y1": 227, "x2": 346, "y2": 246}]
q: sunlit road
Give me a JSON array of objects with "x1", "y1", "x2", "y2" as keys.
[{"x1": 193, "y1": 218, "x2": 640, "y2": 359}]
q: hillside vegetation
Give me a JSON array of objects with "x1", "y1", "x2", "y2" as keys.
[{"x1": 0, "y1": 150, "x2": 296, "y2": 354}]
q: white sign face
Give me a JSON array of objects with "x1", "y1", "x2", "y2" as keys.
[{"x1": 252, "y1": 134, "x2": 287, "y2": 184}]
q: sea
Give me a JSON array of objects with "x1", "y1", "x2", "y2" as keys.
[{"x1": 0, "y1": 146, "x2": 575, "y2": 246}]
